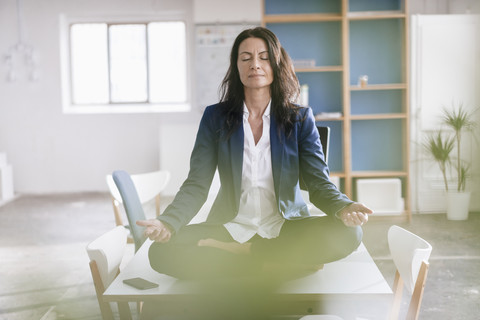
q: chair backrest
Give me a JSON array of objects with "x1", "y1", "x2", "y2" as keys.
[
  {"x1": 317, "y1": 126, "x2": 330, "y2": 164},
  {"x1": 87, "y1": 226, "x2": 127, "y2": 288},
  {"x1": 86, "y1": 226, "x2": 127, "y2": 319},
  {"x1": 300, "y1": 126, "x2": 330, "y2": 191},
  {"x1": 388, "y1": 225, "x2": 432, "y2": 320},
  {"x1": 106, "y1": 170, "x2": 170, "y2": 205},
  {"x1": 112, "y1": 170, "x2": 148, "y2": 252},
  {"x1": 388, "y1": 225, "x2": 432, "y2": 293}
]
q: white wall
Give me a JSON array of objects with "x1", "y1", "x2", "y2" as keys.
[
  {"x1": 0, "y1": 0, "x2": 195, "y2": 193},
  {"x1": 410, "y1": 14, "x2": 480, "y2": 213},
  {"x1": 0, "y1": 0, "x2": 261, "y2": 195},
  {"x1": 194, "y1": 0, "x2": 261, "y2": 23},
  {"x1": 160, "y1": 0, "x2": 261, "y2": 195},
  {"x1": 410, "y1": 0, "x2": 480, "y2": 14}
]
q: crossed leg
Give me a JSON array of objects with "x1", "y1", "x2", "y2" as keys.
[{"x1": 148, "y1": 215, "x2": 362, "y2": 280}]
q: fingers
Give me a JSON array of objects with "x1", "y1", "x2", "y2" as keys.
[
  {"x1": 136, "y1": 219, "x2": 157, "y2": 227},
  {"x1": 151, "y1": 227, "x2": 171, "y2": 243},
  {"x1": 358, "y1": 203, "x2": 374, "y2": 215},
  {"x1": 339, "y1": 202, "x2": 372, "y2": 227},
  {"x1": 341, "y1": 212, "x2": 366, "y2": 227},
  {"x1": 137, "y1": 219, "x2": 172, "y2": 243}
]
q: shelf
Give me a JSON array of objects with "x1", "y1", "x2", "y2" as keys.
[
  {"x1": 267, "y1": 22, "x2": 342, "y2": 68},
  {"x1": 315, "y1": 115, "x2": 344, "y2": 121},
  {"x1": 349, "y1": 19, "x2": 405, "y2": 85},
  {"x1": 264, "y1": 0, "x2": 410, "y2": 218},
  {"x1": 350, "y1": 83, "x2": 406, "y2": 91},
  {"x1": 297, "y1": 72, "x2": 343, "y2": 116},
  {"x1": 264, "y1": 13, "x2": 342, "y2": 23},
  {"x1": 351, "y1": 171, "x2": 408, "y2": 178},
  {"x1": 350, "y1": 113, "x2": 406, "y2": 120},
  {"x1": 295, "y1": 66, "x2": 343, "y2": 73},
  {"x1": 347, "y1": 11, "x2": 406, "y2": 20},
  {"x1": 330, "y1": 172, "x2": 346, "y2": 178}
]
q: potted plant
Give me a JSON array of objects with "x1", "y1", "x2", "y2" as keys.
[{"x1": 423, "y1": 103, "x2": 477, "y2": 220}]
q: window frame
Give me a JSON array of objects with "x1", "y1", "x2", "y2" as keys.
[{"x1": 60, "y1": 14, "x2": 192, "y2": 114}]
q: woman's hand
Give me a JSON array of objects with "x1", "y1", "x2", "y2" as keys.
[
  {"x1": 337, "y1": 202, "x2": 373, "y2": 227},
  {"x1": 136, "y1": 219, "x2": 172, "y2": 243}
]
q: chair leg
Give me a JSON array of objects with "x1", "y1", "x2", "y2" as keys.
[
  {"x1": 406, "y1": 261, "x2": 429, "y2": 320},
  {"x1": 388, "y1": 270, "x2": 403, "y2": 320},
  {"x1": 112, "y1": 198, "x2": 124, "y2": 227},
  {"x1": 89, "y1": 261, "x2": 115, "y2": 320}
]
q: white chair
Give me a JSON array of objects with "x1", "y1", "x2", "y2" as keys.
[
  {"x1": 300, "y1": 225, "x2": 432, "y2": 320},
  {"x1": 86, "y1": 226, "x2": 132, "y2": 320},
  {"x1": 388, "y1": 225, "x2": 432, "y2": 320},
  {"x1": 106, "y1": 170, "x2": 170, "y2": 242}
]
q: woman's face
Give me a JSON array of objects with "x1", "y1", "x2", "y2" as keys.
[{"x1": 237, "y1": 37, "x2": 273, "y2": 90}]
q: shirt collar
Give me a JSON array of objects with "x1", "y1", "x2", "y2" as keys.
[{"x1": 243, "y1": 100, "x2": 272, "y2": 120}]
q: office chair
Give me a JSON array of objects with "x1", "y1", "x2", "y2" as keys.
[
  {"x1": 317, "y1": 126, "x2": 330, "y2": 164},
  {"x1": 106, "y1": 170, "x2": 170, "y2": 244},
  {"x1": 112, "y1": 170, "x2": 149, "y2": 252},
  {"x1": 300, "y1": 125, "x2": 330, "y2": 191},
  {"x1": 299, "y1": 126, "x2": 330, "y2": 216},
  {"x1": 86, "y1": 226, "x2": 132, "y2": 320}
]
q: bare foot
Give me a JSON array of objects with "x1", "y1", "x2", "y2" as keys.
[{"x1": 198, "y1": 238, "x2": 251, "y2": 255}]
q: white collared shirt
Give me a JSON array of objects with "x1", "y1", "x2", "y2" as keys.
[{"x1": 224, "y1": 102, "x2": 285, "y2": 243}]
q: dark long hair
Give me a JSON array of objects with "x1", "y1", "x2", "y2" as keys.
[{"x1": 219, "y1": 27, "x2": 301, "y2": 137}]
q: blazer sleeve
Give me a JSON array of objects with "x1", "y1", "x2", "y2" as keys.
[
  {"x1": 157, "y1": 106, "x2": 219, "y2": 233},
  {"x1": 298, "y1": 108, "x2": 353, "y2": 215}
]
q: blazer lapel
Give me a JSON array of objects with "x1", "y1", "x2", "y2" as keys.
[
  {"x1": 270, "y1": 116, "x2": 284, "y2": 201},
  {"x1": 229, "y1": 123, "x2": 244, "y2": 210}
]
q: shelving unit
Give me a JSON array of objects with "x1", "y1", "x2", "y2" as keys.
[{"x1": 263, "y1": 0, "x2": 410, "y2": 219}]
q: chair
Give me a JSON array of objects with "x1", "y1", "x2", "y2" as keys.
[
  {"x1": 299, "y1": 226, "x2": 432, "y2": 320},
  {"x1": 86, "y1": 226, "x2": 132, "y2": 320},
  {"x1": 112, "y1": 170, "x2": 151, "y2": 252},
  {"x1": 299, "y1": 126, "x2": 330, "y2": 216},
  {"x1": 300, "y1": 125, "x2": 330, "y2": 191},
  {"x1": 388, "y1": 225, "x2": 432, "y2": 320},
  {"x1": 106, "y1": 170, "x2": 170, "y2": 245},
  {"x1": 317, "y1": 126, "x2": 330, "y2": 164}
]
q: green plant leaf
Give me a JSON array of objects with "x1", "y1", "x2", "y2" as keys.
[{"x1": 423, "y1": 131, "x2": 454, "y2": 191}]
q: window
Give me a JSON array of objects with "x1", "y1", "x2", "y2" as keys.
[{"x1": 61, "y1": 16, "x2": 190, "y2": 113}]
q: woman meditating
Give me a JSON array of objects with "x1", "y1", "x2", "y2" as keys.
[{"x1": 137, "y1": 27, "x2": 372, "y2": 281}]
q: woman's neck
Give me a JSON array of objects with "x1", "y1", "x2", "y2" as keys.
[{"x1": 244, "y1": 88, "x2": 271, "y2": 118}]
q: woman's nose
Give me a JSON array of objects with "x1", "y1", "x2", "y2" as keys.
[{"x1": 250, "y1": 57, "x2": 260, "y2": 69}]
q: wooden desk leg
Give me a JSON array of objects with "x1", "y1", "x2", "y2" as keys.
[
  {"x1": 118, "y1": 301, "x2": 132, "y2": 320},
  {"x1": 389, "y1": 270, "x2": 403, "y2": 320}
]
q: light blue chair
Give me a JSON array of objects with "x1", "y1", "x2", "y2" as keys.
[{"x1": 112, "y1": 170, "x2": 148, "y2": 252}]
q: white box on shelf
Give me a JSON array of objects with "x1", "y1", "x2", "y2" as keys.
[
  {"x1": 0, "y1": 164, "x2": 14, "y2": 201},
  {"x1": 356, "y1": 178, "x2": 404, "y2": 215}
]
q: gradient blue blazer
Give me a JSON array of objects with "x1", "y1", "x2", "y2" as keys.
[{"x1": 159, "y1": 102, "x2": 353, "y2": 233}]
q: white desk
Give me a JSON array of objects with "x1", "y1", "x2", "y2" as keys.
[{"x1": 104, "y1": 240, "x2": 392, "y2": 319}]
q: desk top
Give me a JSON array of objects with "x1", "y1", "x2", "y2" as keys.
[{"x1": 104, "y1": 240, "x2": 392, "y2": 303}]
